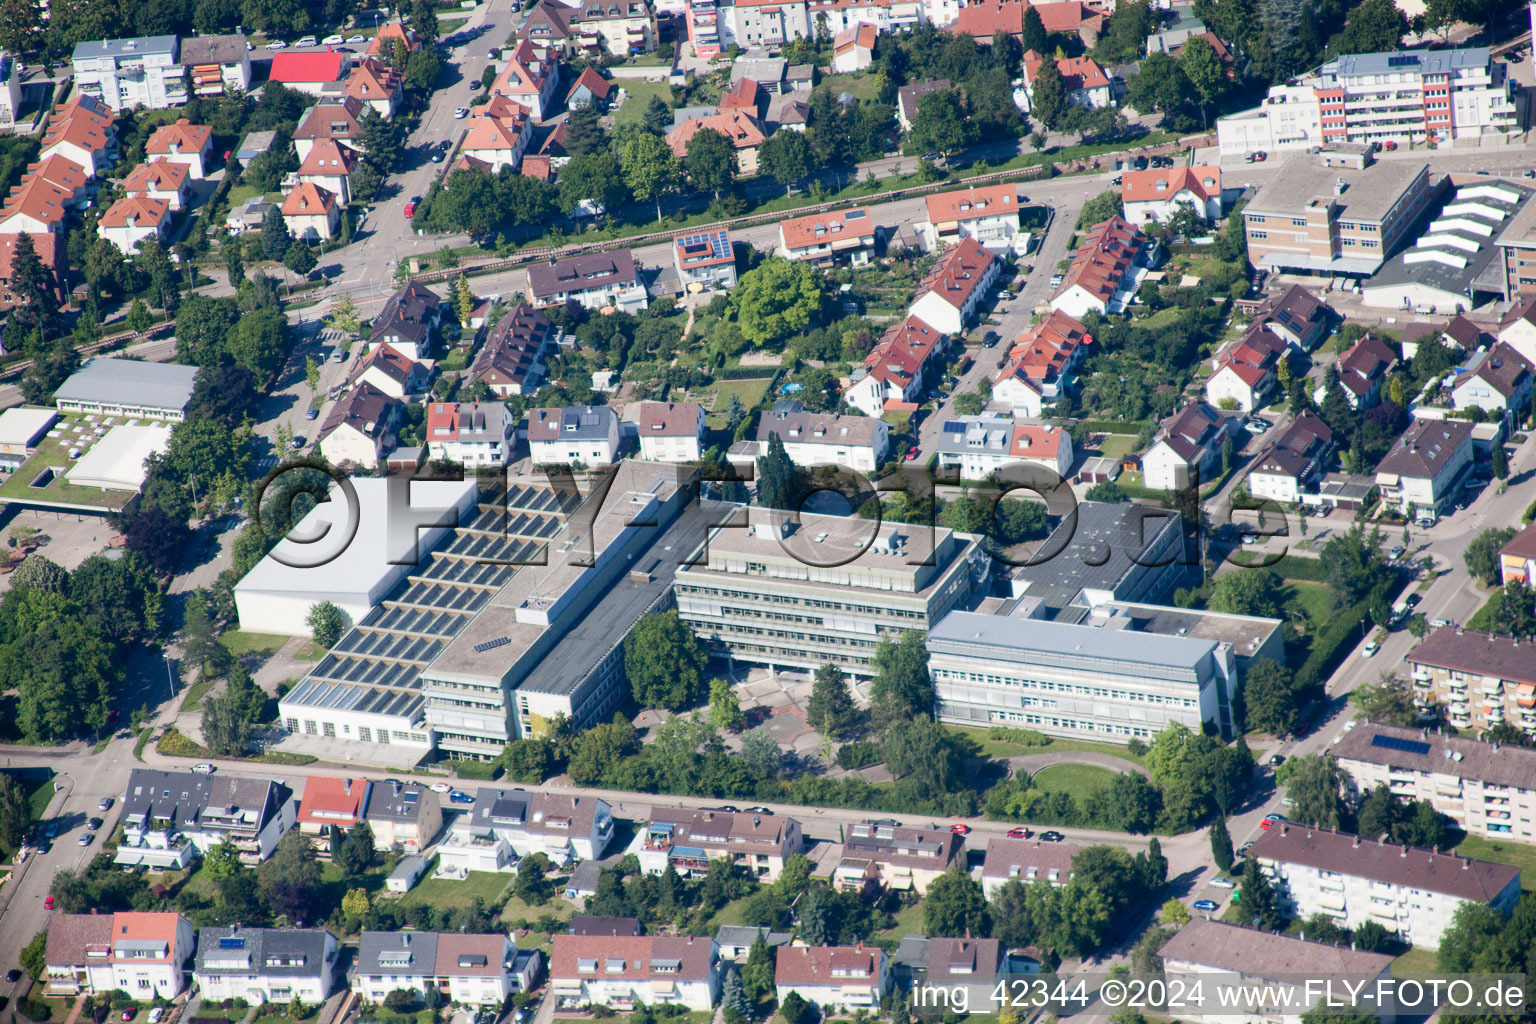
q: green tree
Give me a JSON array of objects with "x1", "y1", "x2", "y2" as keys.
[
  {"x1": 1076, "y1": 190, "x2": 1124, "y2": 229},
  {"x1": 0, "y1": 773, "x2": 31, "y2": 850},
  {"x1": 988, "y1": 878, "x2": 1033, "y2": 948},
  {"x1": 923, "y1": 863, "x2": 989, "y2": 936},
  {"x1": 1492, "y1": 442, "x2": 1509, "y2": 480},
  {"x1": 20, "y1": 930, "x2": 47, "y2": 981},
  {"x1": 755, "y1": 433, "x2": 801, "y2": 510},
  {"x1": 619, "y1": 131, "x2": 678, "y2": 222},
  {"x1": 721, "y1": 966, "x2": 752, "y2": 1024},
  {"x1": 685, "y1": 127, "x2": 737, "y2": 199},
  {"x1": 357, "y1": 108, "x2": 404, "y2": 172},
  {"x1": 325, "y1": 293, "x2": 362, "y2": 336},
  {"x1": 729, "y1": 257, "x2": 826, "y2": 348},
  {"x1": 1020, "y1": 3, "x2": 1047, "y2": 52},
  {"x1": 201, "y1": 686, "x2": 253, "y2": 756},
  {"x1": 1437, "y1": 901, "x2": 1506, "y2": 972},
  {"x1": 306, "y1": 357, "x2": 321, "y2": 393},
  {"x1": 1178, "y1": 35, "x2": 1228, "y2": 126},
  {"x1": 558, "y1": 151, "x2": 630, "y2": 216},
  {"x1": 1239, "y1": 854, "x2": 1286, "y2": 930},
  {"x1": 741, "y1": 935, "x2": 775, "y2": 1002},
  {"x1": 9, "y1": 554, "x2": 67, "y2": 593},
  {"x1": 1161, "y1": 897, "x2": 1191, "y2": 925},
  {"x1": 624, "y1": 610, "x2": 710, "y2": 710},
  {"x1": 1126, "y1": 51, "x2": 1188, "y2": 117},
  {"x1": 1210, "y1": 568, "x2": 1283, "y2": 618},
  {"x1": 1333, "y1": 0, "x2": 1406, "y2": 54},
  {"x1": 868, "y1": 630, "x2": 933, "y2": 726},
  {"x1": 910, "y1": 88, "x2": 972, "y2": 159},
  {"x1": 306, "y1": 600, "x2": 345, "y2": 648},
  {"x1": 1349, "y1": 679, "x2": 1417, "y2": 726},
  {"x1": 758, "y1": 130, "x2": 814, "y2": 191},
  {"x1": 1085, "y1": 480, "x2": 1128, "y2": 503},
  {"x1": 260, "y1": 204, "x2": 291, "y2": 261},
  {"x1": 1280, "y1": 753, "x2": 1346, "y2": 829},
  {"x1": 334, "y1": 821, "x2": 377, "y2": 876},
  {"x1": 340, "y1": 887, "x2": 370, "y2": 923},
  {"x1": 1350, "y1": 919, "x2": 1392, "y2": 953},
  {"x1": 642, "y1": 94, "x2": 674, "y2": 134},
  {"x1": 807, "y1": 663, "x2": 858, "y2": 739},
  {"x1": 1209, "y1": 818, "x2": 1234, "y2": 873},
  {"x1": 1465, "y1": 526, "x2": 1518, "y2": 587},
  {"x1": 258, "y1": 829, "x2": 324, "y2": 921},
  {"x1": 1028, "y1": 55, "x2": 1069, "y2": 129},
  {"x1": 125, "y1": 298, "x2": 153, "y2": 335},
  {"x1": 709, "y1": 677, "x2": 745, "y2": 731},
  {"x1": 283, "y1": 241, "x2": 317, "y2": 279},
  {"x1": 516, "y1": 851, "x2": 554, "y2": 905}
]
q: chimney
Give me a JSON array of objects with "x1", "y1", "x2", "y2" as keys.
[{"x1": 1352, "y1": 836, "x2": 1359, "y2": 848}]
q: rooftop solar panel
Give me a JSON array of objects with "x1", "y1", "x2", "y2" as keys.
[{"x1": 1370, "y1": 734, "x2": 1431, "y2": 756}]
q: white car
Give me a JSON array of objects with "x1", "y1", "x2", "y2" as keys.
[
  {"x1": 295, "y1": 35, "x2": 318, "y2": 46},
  {"x1": 322, "y1": 34, "x2": 345, "y2": 44},
  {"x1": 192, "y1": 762, "x2": 217, "y2": 774},
  {"x1": 347, "y1": 33, "x2": 368, "y2": 42},
  {"x1": 148, "y1": 1009, "x2": 164, "y2": 1024},
  {"x1": 265, "y1": 39, "x2": 287, "y2": 48},
  {"x1": 1210, "y1": 877, "x2": 1236, "y2": 889},
  {"x1": 430, "y1": 782, "x2": 453, "y2": 793},
  {"x1": 454, "y1": 106, "x2": 469, "y2": 118},
  {"x1": 1361, "y1": 640, "x2": 1380, "y2": 658}
]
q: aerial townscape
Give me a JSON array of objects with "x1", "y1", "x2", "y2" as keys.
[{"x1": 7, "y1": 0, "x2": 1536, "y2": 1019}]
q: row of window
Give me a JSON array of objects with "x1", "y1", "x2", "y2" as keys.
[
  {"x1": 986, "y1": 710, "x2": 1154, "y2": 737},
  {"x1": 934, "y1": 668, "x2": 1200, "y2": 707},
  {"x1": 284, "y1": 718, "x2": 428, "y2": 744},
  {"x1": 675, "y1": 584, "x2": 929, "y2": 619}
]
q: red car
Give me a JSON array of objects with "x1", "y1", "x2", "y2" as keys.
[
  {"x1": 1007, "y1": 827, "x2": 1032, "y2": 839},
  {"x1": 950, "y1": 823, "x2": 970, "y2": 835},
  {"x1": 1259, "y1": 819, "x2": 1274, "y2": 830},
  {"x1": 43, "y1": 895, "x2": 54, "y2": 910},
  {"x1": 403, "y1": 201, "x2": 417, "y2": 218}
]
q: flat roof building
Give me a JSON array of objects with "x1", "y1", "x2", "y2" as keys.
[
  {"x1": 53, "y1": 358, "x2": 198, "y2": 421},
  {"x1": 65, "y1": 424, "x2": 170, "y2": 491}
]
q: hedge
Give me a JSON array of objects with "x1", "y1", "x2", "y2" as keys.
[
  {"x1": 714, "y1": 367, "x2": 782, "y2": 382},
  {"x1": 453, "y1": 760, "x2": 501, "y2": 781},
  {"x1": 1074, "y1": 419, "x2": 1147, "y2": 434},
  {"x1": 20, "y1": 995, "x2": 52, "y2": 1020},
  {"x1": 1294, "y1": 598, "x2": 1371, "y2": 693}
]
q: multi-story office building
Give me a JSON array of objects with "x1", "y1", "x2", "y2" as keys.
[
  {"x1": 929, "y1": 609, "x2": 1239, "y2": 742},
  {"x1": 1252, "y1": 824, "x2": 1521, "y2": 947},
  {"x1": 634, "y1": 807, "x2": 803, "y2": 880},
  {"x1": 1407, "y1": 625, "x2": 1536, "y2": 735},
  {"x1": 72, "y1": 36, "x2": 187, "y2": 111},
  {"x1": 1241, "y1": 155, "x2": 1437, "y2": 276},
  {"x1": 1216, "y1": 47, "x2": 1519, "y2": 155},
  {"x1": 673, "y1": 507, "x2": 985, "y2": 676},
  {"x1": 1332, "y1": 723, "x2": 1536, "y2": 844}
]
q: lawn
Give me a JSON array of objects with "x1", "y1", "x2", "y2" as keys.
[
  {"x1": 954, "y1": 726, "x2": 1146, "y2": 767},
  {"x1": 706, "y1": 892, "x2": 756, "y2": 932},
  {"x1": 817, "y1": 73, "x2": 881, "y2": 102},
  {"x1": 1453, "y1": 835, "x2": 1536, "y2": 890},
  {"x1": 0, "y1": 412, "x2": 142, "y2": 510},
  {"x1": 1283, "y1": 580, "x2": 1334, "y2": 628},
  {"x1": 1093, "y1": 434, "x2": 1139, "y2": 462},
  {"x1": 614, "y1": 79, "x2": 675, "y2": 125},
  {"x1": 179, "y1": 676, "x2": 218, "y2": 712},
  {"x1": 397, "y1": 869, "x2": 511, "y2": 909},
  {"x1": 703, "y1": 377, "x2": 776, "y2": 429},
  {"x1": 220, "y1": 630, "x2": 290, "y2": 658},
  {"x1": 1392, "y1": 947, "x2": 1440, "y2": 977},
  {"x1": 1030, "y1": 763, "x2": 1117, "y2": 801},
  {"x1": 875, "y1": 897, "x2": 925, "y2": 944}
]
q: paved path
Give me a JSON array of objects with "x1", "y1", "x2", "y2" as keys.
[{"x1": 1006, "y1": 750, "x2": 1151, "y2": 778}]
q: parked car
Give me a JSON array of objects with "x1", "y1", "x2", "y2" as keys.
[
  {"x1": 1006, "y1": 827, "x2": 1031, "y2": 839},
  {"x1": 120, "y1": 1009, "x2": 135, "y2": 1022},
  {"x1": 1268, "y1": 754, "x2": 1284, "y2": 767},
  {"x1": 404, "y1": 197, "x2": 420, "y2": 218},
  {"x1": 1192, "y1": 899, "x2": 1219, "y2": 911},
  {"x1": 1389, "y1": 545, "x2": 1405, "y2": 560},
  {"x1": 430, "y1": 782, "x2": 453, "y2": 793},
  {"x1": 1430, "y1": 618, "x2": 1452, "y2": 629},
  {"x1": 305, "y1": 407, "x2": 319, "y2": 421},
  {"x1": 1259, "y1": 818, "x2": 1275, "y2": 830},
  {"x1": 78, "y1": 833, "x2": 92, "y2": 846},
  {"x1": 1039, "y1": 830, "x2": 1064, "y2": 842},
  {"x1": 322, "y1": 34, "x2": 345, "y2": 44},
  {"x1": 6, "y1": 969, "x2": 22, "y2": 983},
  {"x1": 87, "y1": 817, "x2": 103, "y2": 830},
  {"x1": 295, "y1": 35, "x2": 318, "y2": 45},
  {"x1": 431, "y1": 149, "x2": 444, "y2": 162},
  {"x1": 192, "y1": 762, "x2": 216, "y2": 774},
  {"x1": 748, "y1": 806, "x2": 774, "y2": 815},
  {"x1": 99, "y1": 797, "x2": 113, "y2": 811},
  {"x1": 950, "y1": 823, "x2": 971, "y2": 835},
  {"x1": 1361, "y1": 640, "x2": 1380, "y2": 658},
  {"x1": 148, "y1": 1009, "x2": 165, "y2": 1024},
  {"x1": 1264, "y1": 813, "x2": 1283, "y2": 821},
  {"x1": 1210, "y1": 877, "x2": 1235, "y2": 889},
  {"x1": 981, "y1": 331, "x2": 1000, "y2": 347},
  {"x1": 997, "y1": 290, "x2": 1015, "y2": 300},
  {"x1": 449, "y1": 791, "x2": 474, "y2": 804},
  {"x1": 43, "y1": 895, "x2": 54, "y2": 910},
  {"x1": 1110, "y1": 175, "x2": 1122, "y2": 186},
  {"x1": 347, "y1": 33, "x2": 367, "y2": 42},
  {"x1": 1049, "y1": 274, "x2": 1064, "y2": 288},
  {"x1": 265, "y1": 40, "x2": 287, "y2": 49},
  {"x1": 454, "y1": 107, "x2": 470, "y2": 118}
]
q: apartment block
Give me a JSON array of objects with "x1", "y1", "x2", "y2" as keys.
[
  {"x1": 1332, "y1": 723, "x2": 1536, "y2": 844},
  {"x1": 116, "y1": 769, "x2": 296, "y2": 868},
  {"x1": 834, "y1": 820, "x2": 963, "y2": 892},
  {"x1": 1242, "y1": 155, "x2": 1437, "y2": 276},
  {"x1": 551, "y1": 935, "x2": 719, "y2": 1012},
  {"x1": 980, "y1": 838, "x2": 1081, "y2": 897},
  {"x1": 194, "y1": 927, "x2": 339, "y2": 1006},
  {"x1": 1373, "y1": 417, "x2": 1474, "y2": 514},
  {"x1": 673, "y1": 508, "x2": 984, "y2": 676},
  {"x1": 774, "y1": 945, "x2": 890, "y2": 1013},
  {"x1": 72, "y1": 36, "x2": 187, "y2": 111},
  {"x1": 1251, "y1": 824, "x2": 1520, "y2": 947},
  {"x1": 922, "y1": 184, "x2": 1025, "y2": 250},
  {"x1": 634, "y1": 807, "x2": 803, "y2": 880},
  {"x1": 1216, "y1": 47, "x2": 1518, "y2": 155},
  {"x1": 752, "y1": 402, "x2": 890, "y2": 473},
  {"x1": 45, "y1": 913, "x2": 196, "y2": 999},
  {"x1": 1407, "y1": 625, "x2": 1536, "y2": 736}
]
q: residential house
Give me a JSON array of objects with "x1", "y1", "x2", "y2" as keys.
[
  {"x1": 122, "y1": 160, "x2": 191, "y2": 211},
  {"x1": 568, "y1": 0, "x2": 655, "y2": 55},
  {"x1": 673, "y1": 228, "x2": 738, "y2": 292},
  {"x1": 71, "y1": 36, "x2": 186, "y2": 111},
  {"x1": 809, "y1": 0, "x2": 922, "y2": 36},
  {"x1": 292, "y1": 98, "x2": 365, "y2": 161},
  {"x1": 523, "y1": 2, "x2": 580, "y2": 54},
  {"x1": 1500, "y1": 521, "x2": 1536, "y2": 587},
  {"x1": 666, "y1": 110, "x2": 768, "y2": 175},
  {"x1": 572, "y1": 917, "x2": 641, "y2": 938},
  {"x1": 0, "y1": 171, "x2": 77, "y2": 235},
  {"x1": 753, "y1": 403, "x2": 890, "y2": 473},
  {"x1": 179, "y1": 33, "x2": 252, "y2": 97},
  {"x1": 1331, "y1": 722, "x2": 1536, "y2": 843},
  {"x1": 39, "y1": 94, "x2": 118, "y2": 178},
  {"x1": 714, "y1": 927, "x2": 789, "y2": 961},
  {"x1": 296, "y1": 139, "x2": 356, "y2": 206},
  {"x1": 116, "y1": 769, "x2": 296, "y2": 868},
  {"x1": 1141, "y1": 401, "x2": 1231, "y2": 491},
  {"x1": 490, "y1": 40, "x2": 561, "y2": 121},
  {"x1": 550, "y1": 935, "x2": 719, "y2": 1012},
  {"x1": 908, "y1": 235, "x2": 1000, "y2": 335},
  {"x1": 779, "y1": 206, "x2": 879, "y2": 266},
  {"x1": 933, "y1": 414, "x2": 1073, "y2": 480},
  {"x1": 350, "y1": 343, "x2": 426, "y2": 400},
  {"x1": 1252, "y1": 824, "x2": 1520, "y2": 948},
  {"x1": 527, "y1": 405, "x2": 622, "y2": 465},
  {"x1": 896, "y1": 78, "x2": 951, "y2": 131},
  {"x1": 1248, "y1": 285, "x2": 1333, "y2": 352},
  {"x1": 354, "y1": 931, "x2": 538, "y2": 1005},
  {"x1": 294, "y1": 775, "x2": 372, "y2": 858},
  {"x1": 0, "y1": 233, "x2": 64, "y2": 311},
  {"x1": 991, "y1": 309, "x2": 1091, "y2": 416},
  {"x1": 364, "y1": 780, "x2": 443, "y2": 853},
  {"x1": 1051, "y1": 215, "x2": 1149, "y2": 319},
  {"x1": 634, "y1": 807, "x2": 803, "y2": 881},
  {"x1": 468, "y1": 303, "x2": 554, "y2": 396},
  {"x1": 1019, "y1": 50, "x2": 1111, "y2": 110},
  {"x1": 281, "y1": 183, "x2": 340, "y2": 242},
  {"x1": 637, "y1": 401, "x2": 706, "y2": 463},
  {"x1": 346, "y1": 58, "x2": 404, "y2": 118},
  {"x1": 1120, "y1": 165, "x2": 1222, "y2": 226},
  {"x1": 45, "y1": 913, "x2": 195, "y2": 999},
  {"x1": 1451, "y1": 340, "x2": 1533, "y2": 417},
  {"x1": 1316, "y1": 332, "x2": 1397, "y2": 409},
  {"x1": 441, "y1": 789, "x2": 615, "y2": 871},
  {"x1": 719, "y1": 77, "x2": 760, "y2": 115},
  {"x1": 367, "y1": 22, "x2": 421, "y2": 58},
  {"x1": 844, "y1": 316, "x2": 947, "y2": 417},
  {"x1": 894, "y1": 937, "x2": 1008, "y2": 1013},
  {"x1": 1245, "y1": 412, "x2": 1334, "y2": 505},
  {"x1": 1496, "y1": 294, "x2": 1536, "y2": 366},
  {"x1": 923, "y1": 184, "x2": 1024, "y2": 250},
  {"x1": 980, "y1": 838, "x2": 1081, "y2": 897},
  {"x1": 1158, "y1": 920, "x2": 1394, "y2": 1024},
  {"x1": 270, "y1": 52, "x2": 353, "y2": 97},
  {"x1": 427, "y1": 401, "x2": 515, "y2": 467},
  {"x1": 369, "y1": 280, "x2": 442, "y2": 361},
  {"x1": 1373, "y1": 417, "x2": 1474, "y2": 514},
  {"x1": 774, "y1": 945, "x2": 890, "y2": 1013},
  {"x1": 461, "y1": 96, "x2": 533, "y2": 173},
  {"x1": 1205, "y1": 323, "x2": 1286, "y2": 413},
  {"x1": 97, "y1": 196, "x2": 171, "y2": 254},
  {"x1": 832, "y1": 23, "x2": 877, "y2": 72},
  {"x1": 720, "y1": 0, "x2": 812, "y2": 50},
  {"x1": 1407, "y1": 625, "x2": 1536, "y2": 735},
  {"x1": 194, "y1": 927, "x2": 338, "y2": 1006},
  {"x1": 317, "y1": 382, "x2": 401, "y2": 469},
  {"x1": 527, "y1": 250, "x2": 648, "y2": 313},
  {"x1": 833, "y1": 820, "x2": 963, "y2": 893},
  {"x1": 950, "y1": 0, "x2": 1106, "y2": 49},
  {"x1": 566, "y1": 68, "x2": 613, "y2": 110},
  {"x1": 145, "y1": 119, "x2": 213, "y2": 178}
]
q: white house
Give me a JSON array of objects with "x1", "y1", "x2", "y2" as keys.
[
  {"x1": 1205, "y1": 326, "x2": 1285, "y2": 413},
  {"x1": 551, "y1": 935, "x2": 720, "y2": 1012},
  {"x1": 1120, "y1": 166, "x2": 1222, "y2": 226},
  {"x1": 355, "y1": 932, "x2": 537, "y2": 1006},
  {"x1": 632, "y1": 807, "x2": 804, "y2": 882},
  {"x1": 844, "y1": 316, "x2": 947, "y2": 417},
  {"x1": 1244, "y1": 413, "x2": 1333, "y2": 506},
  {"x1": 527, "y1": 405, "x2": 622, "y2": 466},
  {"x1": 97, "y1": 196, "x2": 170, "y2": 255},
  {"x1": 1142, "y1": 402, "x2": 1230, "y2": 491},
  {"x1": 122, "y1": 160, "x2": 192, "y2": 212},
  {"x1": 145, "y1": 119, "x2": 214, "y2": 178},
  {"x1": 350, "y1": 342, "x2": 426, "y2": 400},
  {"x1": 779, "y1": 207, "x2": 879, "y2": 266},
  {"x1": 1373, "y1": 417, "x2": 1474, "y2": 514},
  {"x1": 45, "y1": 913, "x2": 196, "y2": 1000},
  {"x1": 317, "y1": 383, "x2": 400, "y2": 470},
  {"x1": 831, "y1": 23, "x2": 876, "y2": 72},
  {"x1": 427, "y1": 401, "x2": 514, "y2": 467},
  {"x1": 72, "y1": 36, "x2": 186, "y2": 111},
  {"x1": 1314, "y1": 332, "x2": 1397, "y2": 410},
  {"x1": 754, "y1": 403, "x2": 889, "y2": 473},
  {"x1": 1051, "y1": 216, "x2": 1148, "y2": 319},
  {"x1": 637, "y1": 401, "x2": 706, "y2": 463},
  {"x1": 180, "y1": 34, "x2": 252, "y2": 98},
  {"x1": 1451, "y1": 340, "x2": 1533, "y2": 415},
  {"x1": 923, "y1": 184, "x2": 1024, "y2": 250},
  {"x1": 440, "y1": 789, "x2": 616, "y2": 872},
  {"x1": 1018, "y1": 51, "x2": 1112, "y2": 111},
  {"x1": 194, "y1": 928, "x2": 338, "y2": 1006},
  {"x1": 775, "y1": 946, "x2": 891, "y2": 1014},
  {"x1": 117, "y1": 769, "x2": 297, "y2": 867},
  {"x1": 908, "y1": 235, "x2": 1000, "y2": 335},
  {"x1": 673, "y1": 229, "x2": 738, "y2": 292},
  {"x1": 281, "y1": 183, "x2": 340, "y2": 243},
  {"x1": 933, "y1": 414, "x2": 1073, "y2": 481},
  {"x1": 992, "y1": 310, "x2": 1092, "y2": 418},
  {"x1": 1496, "y1": 295, "x2": 1536, "y2": 366},
  {"x1": 296, "y1": 139, "x2": 356, "y2": 206},
  {"x1": 527, "y1": 250, "x2": 648, "y2": 314}
]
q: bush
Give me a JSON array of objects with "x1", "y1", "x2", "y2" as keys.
[
  {"x1": 21, "y1": 995, "x2": 53, "y2": 1020},
  {"x1": 987, "y1": 726, "x2": 1052, "y2": 747},
  {"x1": 835, "y1": 741, "x2": 882, "y2": 769},
  {"x1": 453, "y1": 760, "x2": 501, "y2": 781},
  {"x1": 156, "y1": 727, "x2": 210, "y2": 758},
  {"x1": 1294, "y1": 599, "x2": 1372, "y2": 693}
]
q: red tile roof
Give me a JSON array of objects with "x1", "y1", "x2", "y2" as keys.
[
  {"x1": 1023, "y1": 50, "x2": 1109, "y2": 91},
  {"x1": 666, "y1": 109, "x2": 767, "y2": 157},
  {"x1": 638, "y1": 401, "x2": 703, "y2": 437},
  {"x1": 29, "y1": 155, "x2": 88, "y2": 195},
  {"x1": 346, "y1": 58, "x2": 403, "y2": 104},
  {"x1": 551, "y1": 935, "x2": 715, "y2": 982},
  {"x1": 1121, "y1": 165, "x2": 1221, "y2": 204},
  {"x1": 775, "y1": 945, "x2": 883, "y2": 987},
  {"x1": 925, "y1": 183, "x2": 1020, "y2": 226},
  {"x1": 146, "y1": 119, "x2": 212, "y2": 157},
  {"x1": 781, "y1": 206, "x2": 876, "y2": 250},
  {"x1": 298, "y1": 138, "x2": 357, "y2": 177},
  {"x1": 0, "y1": 232, "x2": 60, "y2": 298},
  {"x1": 123, "y1": 159, "x2": 191, "y2": 194},
  {"x1": 293, "y1": 97, "x2": 365, "y2": 142},
  {"x1": 913, "y1": 235, "x2": 998, "y2": 313},
  {"x1": 1335, "y1": 332, "x2": 1397, "y2": 398},
  {"x1": 1000, "y1": 309, "x2": 1090, "y2": 383},
  {"x1": 719, "y1": 77, "x2": 760, "y2": 112},
  {"x1": 833, "y1": 22, "x2": 878, "y2": 52},
  {"x1": 567, "y1": 67, "x2": 612, "y2": 103},
  {"x1": 865, "y1": 316, "x2": 945, "y2": 389},
  {"x1": 296, "y1": 775, "x2": 370, "y2": 826},
  {"x1": 1010, "y1": 422, "x2": 1065, "y2": 459},
  {"x1": 953, "y1": 0, "x2": 1101, "y2": 39},
  {"x1": 282, "y1": 182, "x2": 337, "y2": 216},
  {"x1": 269, "y1": 52, "x2": 350, "y2": 84},
  {"x1": 368, "y1": 22, "x2": 420, "y2": 56},
  {"x1": 462, "y1": 115, "x2": 526, "y2": 152},
  {"x1": 1056, "y1": 215, "x2": 1144, "y2": 303},
  {"x1": 98, "y1": 195, "x2": 170, "y2": 229}
]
